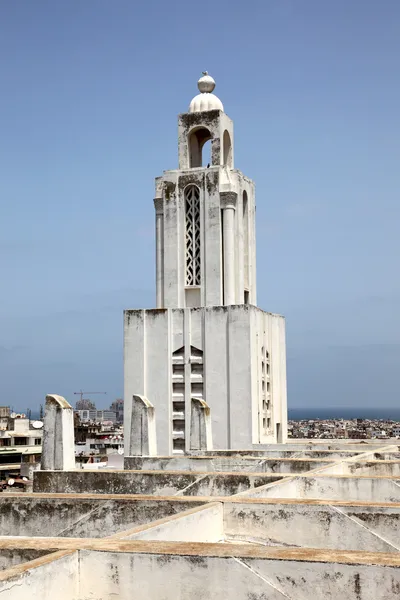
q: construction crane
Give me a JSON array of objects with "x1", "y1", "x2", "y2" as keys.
[{"x1": 74, "y1": 391, "x2": 107, "y2": 404}]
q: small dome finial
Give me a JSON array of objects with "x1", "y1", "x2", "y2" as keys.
[
  {"x1": 198, "y1": 72, "x2": 216, "y2": 94},
  {"x1": 189, "y1": 72, "x2": 223, "y2": 113}
]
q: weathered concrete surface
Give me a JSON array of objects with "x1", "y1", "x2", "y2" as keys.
[
  {"x1": 78, "y1": 550, "x2": 291, "y2": 600},
  {"x1": 190, "y1": 397, "x2": 213, "y2": 451},
  {"x1": 239, "y1": 474, "x2": 400, "y2": 502},
  {"x1": 124, "y1": 455, "x2": 332, "y2": 473},
  {"x1": 224, "y1": 501, "x2": 400, "y2": 552},
  {"x1": 0, "y1": 541, "x2": 398, "y2": 600},
  {"x1": 2, "y1": 538, "x2": 400, "y2": 564},
  {"x1": 33, "y1": 470, "x2": 282, "y2": 496},
  {"x1": 194, "y1": 442, "x2": 400, "y2": 453},
  {"x1": 0, "y1": 494, "x2": 206, "y2": 538},
  {"x1": 0, "y1": 551, "x2": 77, "y2": 600},
  {"x1": 42, "y1": 394, "x2": 75, "y2": 471},
  {"x1": 346, "y1": 460, "x2": 400, "y2": 477},
  {"x1": 122, "y1": 503, "x2": 223, "y2": 543},
  {"x1": 126, "y1": 394, "x2": 157, "y2": 456},
  {"x1": 0, "y1": 549, "x2": 51, "y2": 571}
]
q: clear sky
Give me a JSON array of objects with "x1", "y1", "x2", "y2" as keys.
[{"x1": 1, "y1": 1, "x2": 399, "y2": 413}]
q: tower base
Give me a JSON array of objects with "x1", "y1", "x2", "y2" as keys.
[{"x1": 124, "y1": 305, "x2": 287, "y2": 456}]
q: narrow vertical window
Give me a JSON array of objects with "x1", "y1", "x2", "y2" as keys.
[
  {"x1": 185, "y1": 185, "x2": 201, "y2": 286},
  {"x1": 243, "y1": 190, "x2": 249, "y2": 292}
]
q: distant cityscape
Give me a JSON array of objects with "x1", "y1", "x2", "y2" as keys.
[
  {"x1": 0, "y1": 398, "x2": 125, "y2": 488},
  {"x1": 289, "y1": 417, "x2": 400, "y2": 440},
  {"x1": 0, "y1": 395, "x2": 399, "y2": 491}
]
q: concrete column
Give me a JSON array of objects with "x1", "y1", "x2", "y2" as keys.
[
  {"x1": 42, "y1": 395, "x2": 75, "y2": 471},
  {"x1": 126, "y1": 394, "x2": 157, "y2": 457},
  {"x1": 221, "y1": 192, "x2": 237, "y2": 305},
  {"x1": 154, "y1": 198, "x2": 164, "y2": 308},
  {"x1": 190, "y1": 397, "x2": 213, "y2": 451}
]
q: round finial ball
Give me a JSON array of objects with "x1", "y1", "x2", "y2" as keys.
[{"x1": 198, "y1": 73, "x2": 216, "y2": 94}]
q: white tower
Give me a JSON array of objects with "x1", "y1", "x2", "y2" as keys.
[
  {"x1": 155, "y1": 72, "x2": 256, "y2": 310},
  {"x1": 124, "y1": 73, "x2": 287, "y2": 455}
]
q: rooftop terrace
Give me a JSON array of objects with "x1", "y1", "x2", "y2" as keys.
[{"x1": 0, "y1": 440, "x2": 399, "y2": 599}]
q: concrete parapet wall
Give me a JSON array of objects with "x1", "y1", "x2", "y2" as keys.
[
  {"x1": 196, "y1": 442, "x2": 400, "y2": 453},
  {"x1": 0, "y1": 549, "x2": 52, "y2": 571},
  {"x1": 239, "y1": 474, "x2": 400, "y2": 503},
  {"x1": 122, "y1": 503, "x2": 223, "y2": 543},
  {"x1": 33, "y1": 470, "x2": 282, "y2": 496},
  {"x1": 0, "y1": 540, "x2": 399, "y2": 599},
  {"x1": 224, "y1": 501, "x2": 400, "y2": 552},
  {"x1": 124, "y1": 455, "x2": 332, "y2": 473},
  {"x1": 0, "y1": 551, "x2": 77, "y2": 600},
  {"x1": 346, "y1": 460, "x2": 400, "y2": 477},
  {"x1": 0, "y1": 494, "x2": 206, "y2": 538}
]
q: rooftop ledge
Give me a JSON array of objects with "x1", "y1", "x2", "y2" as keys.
[{"x1": 0, "y1": 538, "x2": 399, "y2": 568}]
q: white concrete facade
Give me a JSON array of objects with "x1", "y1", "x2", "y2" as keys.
[{"x1": 124, "y1": 74, "x2": 287, "y2": 453}]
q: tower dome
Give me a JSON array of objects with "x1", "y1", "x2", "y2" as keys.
[{"x1": 189, "y1": 72, "x2": 224, "y2": 113}]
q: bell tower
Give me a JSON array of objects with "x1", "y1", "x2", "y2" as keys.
[
  {"x1": 154, "y1": 73, "x2": 256, "y2": 309},
  {"x1": 125, "y1": 73, "x2": 287, "y2": 455}
]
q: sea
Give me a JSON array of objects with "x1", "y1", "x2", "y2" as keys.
[
  {"x1": 288, "y1": 407, "x2": 400, "y2": 421},
  {"x1": 26, "y1": 407, "x2": 400, "y2": 422}
]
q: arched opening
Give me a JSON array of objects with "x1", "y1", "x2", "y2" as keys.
[
  {"x1": 223, "y1": 130, "x2": 232, "y2": 167},
  {"x1": 202, "y1": 139, "x2": 212, "y2": 167},
  {"x1": 188, "y1": 127, "x2": 212, "y2": 168},
  {"x1": 243, "y1": 190, "x2": 249, "y2": 301}
]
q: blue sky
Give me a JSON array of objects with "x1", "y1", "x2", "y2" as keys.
[{"x1": 1, "y1": 1, "x2": 399, "y2": 412}]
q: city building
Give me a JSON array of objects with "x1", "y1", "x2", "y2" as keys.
[
  {"x1": 0, "y1": 417, "x2": 42, "y2": 481},
  {"x1": 124, "y1": 73, "x2": 287, "y2": 455},
  {"x1": 0, "y1": 406, "x2": 10, "y2": 429},
  {"x1": 75, "y1": 398, "x2": 96, "y2": 411},
  {"x1": 76, "y1": 409, "x2": 116, "y2": 424},
  {"x1": 110, "y1": 398, "x2": 124, "y2": 423}
]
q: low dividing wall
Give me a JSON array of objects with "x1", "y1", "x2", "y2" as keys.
[
  {"x1": 238, "y1": 474, "x2": 400, "y2": 503},
  {"x1": 0, "y1": 551, "x2": 77, "y2": 600},
  {"x1": 0, "y1": 549, "x2": 51, "y2": 571},
  {"x1": 121, "y1": 503, "x2": 223, "y2": 543},
  {"x1": 224, "y1": 501, "x2": 400, "y2": 552},
  {"x1": 0, "y1": 494, "x2": 206, "y2": 538},
  {"x1": 125, "y1": 456, "x2": 332, "y2": 473},
  {"x1": 33, "y1": 470, "x2": 282, "y2": 496},
  {"x1": 346, "y1": 460, "x2": 400, "y2": 477},
  {"x1": 194, "y1": 442, "x2": 399, "y2": 453},
  {"x1": 0, "y1": 540, "x2": 399, "y2": 600},
  {"x1": 77, "y1": 548, "x2": 400, "y2": 600}
]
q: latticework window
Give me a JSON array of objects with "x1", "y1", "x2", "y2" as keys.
[{"x1": 185, "y1": 185, "x2": 201, "y2": 286}]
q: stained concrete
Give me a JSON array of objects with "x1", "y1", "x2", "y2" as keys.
[
  {"x1": 0, "y1": 542, "x2": 399, "y2": 600},
  {"x1": 239, "y1": 473, "x2": 400, "y2": 502},
  {"x1": 0, "y1": 494, "x2": 206, "y2": 538},
  {"x1": 124, "y1": 455, "x2": 332, "y2": 473},
  {"x1": 33, "y1": 469, "x2": 282, "y2": 496},
  {"x1": 224, "y1": 501, "x2": 400, "y2": 552},
  {"x1": 0, "y1": 549, "x2": 51, "y2": 571}
]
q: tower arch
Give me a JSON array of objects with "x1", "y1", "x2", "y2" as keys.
[
  {"x1": 223, "y1": 130, "x2": 232, "y2": 168},
  {"x1": 188, "y1": 127, "x2": 212, "y2": 168}
]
